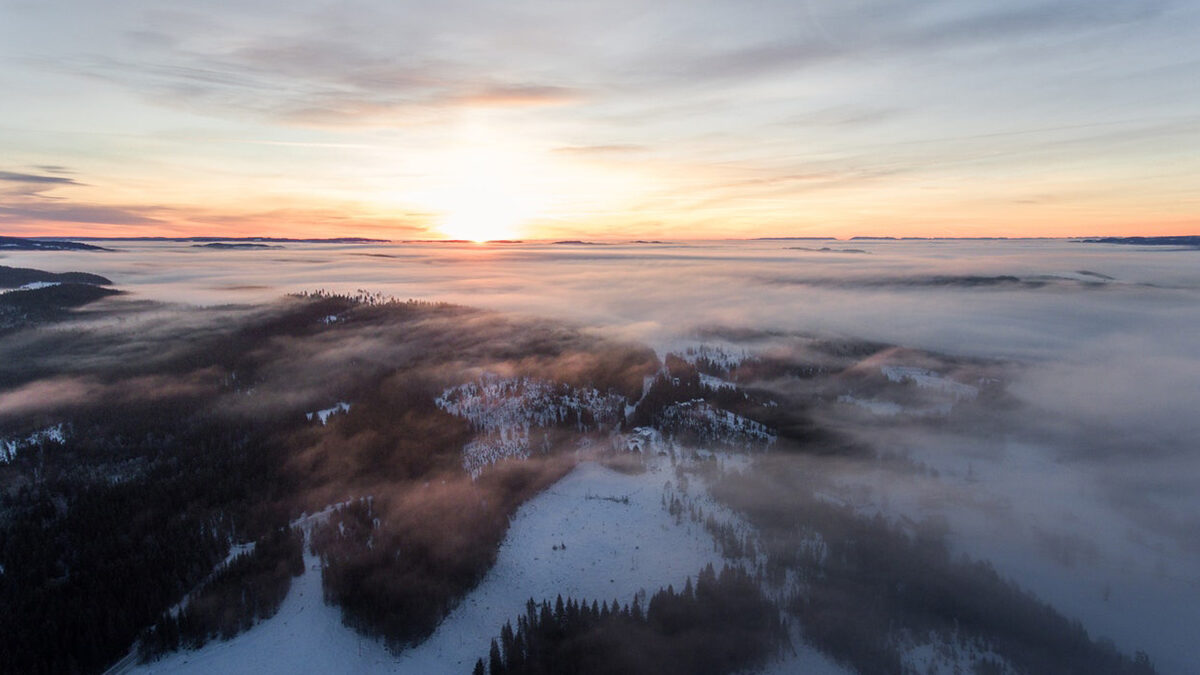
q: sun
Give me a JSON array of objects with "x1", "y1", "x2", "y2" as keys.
[
  {"x1": 427, "y1": 142, "x2": 548, "y2": 242},
  {"x1": 437, "y1": 182, "x2": 531, "y2": 241}
]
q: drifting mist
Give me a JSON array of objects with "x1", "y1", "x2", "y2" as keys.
[{"x1": 3, "y1": 238, "x2": 1198, "y2": 672}]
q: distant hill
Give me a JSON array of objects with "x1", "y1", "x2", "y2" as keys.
[
  {"x1": 0, "y1": 265, "x2": 119, "y2": 330},
  {"x1": 0, "y1": 282, "x2": 120, "y2": 312},
  {"x1": 0, "y1": 236, "x2": 109, "y2": 251},
  {"x1": 1080, "y1": 236, "x2": 1200, "y2": 247},
  {"x1": 60, "y1": 236, "x2": 390, "y2": 244},
  {"x1": 0, "y1": 265, "x2": 113, "y2": 288},
  {"x1": 192, "y1": 242, "x2": 282, "y2": 249}
]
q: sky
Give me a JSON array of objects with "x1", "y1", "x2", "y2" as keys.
[{"x1": 1, "y1": 0, "x2": 1198, "y2": 240}]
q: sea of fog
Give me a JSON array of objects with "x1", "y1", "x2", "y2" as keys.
[
  {"x1": 5, "y1": 237, "x2": 1200, "y2": 671},
  {"x1": 6, "y1": 238, "x2": 1199, "y2": 359}
]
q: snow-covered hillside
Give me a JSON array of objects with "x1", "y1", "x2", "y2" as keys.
[
  {"x1": 436, "y1": 375, "x2": 624, "y2": 433},
  {"x1": 880, "y1": 365, "x2": 979, "y2": 400},
  {"x1": 436, "y1": 375, "x2": 626, "y2": 476},
  {"x1": 658, "y1": 399, "x2": 776, "y2": 446},
  {"x1": 126, "y1": 456, "x2": 844, "y2": 675}
]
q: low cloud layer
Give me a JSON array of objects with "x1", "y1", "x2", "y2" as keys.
[{"x1": 2, "y1": 238, "x2": 1198, "y2": 670}]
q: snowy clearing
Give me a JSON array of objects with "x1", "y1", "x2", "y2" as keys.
[
  {"x1": 127, "y1": 457, "x2": 840, "y2": 674},
  {"x1": 880, "y1": 365, "x2": 978, "y2": 400}
]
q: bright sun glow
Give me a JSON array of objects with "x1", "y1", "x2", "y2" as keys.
[
  {"x1": 427, "y1": 141, "x2": 548, "y2": 241},
  {"x1": 437, "y1": 182, "x2": 533, "y2": 241}
]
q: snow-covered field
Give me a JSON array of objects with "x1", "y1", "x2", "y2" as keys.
[{"x1": 127, "y1": 457, "x2": 841, "y2": 674}]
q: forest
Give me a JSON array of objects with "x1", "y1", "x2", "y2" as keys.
[
  {"x1": 138, "y1": 526, "x2": 305, "y2": 659},
  {"x1": 0, "y1": 271, "x2": 1165, "y2": 674},
  {"x1": 709, "y1": 457, "x2": 1157, "y2": 675},
  {"x1": 0, "y1": 287, "x2": 659, "y2": 673},
  {"x1": 474, "y1": 564, "x2": 785, "y2": 675}
]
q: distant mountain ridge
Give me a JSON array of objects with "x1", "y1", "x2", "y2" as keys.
[
  {"x1": 1080, "y1": 236, "x2": 1200, "y2": 247},
  {"x1": 192, "y1": 242, "x2": 283, "y2": 249},
  {"x1": 47, "y1": 236, "x2": 390, "y2": 243},
  {"x1": 0, "y1": 265, "x2": 113, "y2": 288},
  {"x1": 0, "y1": 236, "x2": 109, "y2": 251}
]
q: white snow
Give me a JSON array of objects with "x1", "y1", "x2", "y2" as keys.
[
  {"x1": 437, "y1": 375, "x2": 627, "y2": 476},
  {"x1": 390, "y1": 459, "x2": 725, "y2": 673},
  {"x1": 306, "y1": 402, "x2": 351, "y2": 425},
  {"x1": 126, "y1": 458, "x2": 804, "y2": 675},
  {"x1": 619, "y1": 426, "x2": 665, "y2": 454},
  {"x1": 460, "y1": 435, "x2": 537, "y2": 479},
  {"x1": 902, "y1": 639, "x2": 1009, "y2": 675},
  {"x1": 674, "y1": 344, "x2": 750, "y2": 371},
  {"x1": 758, "y1": 623, "x2": 851, "y2": 675},
  {"x1": 0, "y1": 423, "x2": 66, "y2": 463},
  {"x1": 436, "y1": 375, "x2": 624, "y2": 434},
  {"x1": 659, "y1": 399, "x2": 776, "y2": 445},
  {"x1": 881, "y1": 365, "x2": 978, "y2": 400},
  {"x1": 837, "y1": 394, "x2": 904, "y2": 416},
  {"x1": 0, "y1": 281, "x2": 61, "y2": 294},
  {"x1": 127, "y1": 547, "x2": 397, "y2": 675},
  {"x1": 625, "y1": 372, "x2": 662, "y2": 419},
  {"x1": 699, "y1": 373, "x2": 735, "y2": 391}
]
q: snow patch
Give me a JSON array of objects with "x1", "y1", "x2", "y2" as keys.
[
  {"x1": 306, "y1": 402, "x2": 351, "y2": 425},
  {"x1": 659, "y1": 399, "x2": 776, "y2": 445},
  {"x1": 436, "y1": 375, "x2": 624, "y2": 434},
  {"x1": 126, "y1": 459, "x2": 733, "y2": 675},
  {"x1": 390, "y1": 459, "x2": 725, "y2": 674},
  {"x1": 461, "y1": 435, "x2": 540, "y2": 479},
  {"x1": 881, "y1": 366, "x2": 978, "y2": 400},
  {"x1": 437, "y1": 375, "x2": 626, "y2": 476},
  {"x1": 618, "y1": 426, "x2": 666, "y2": 454},
  {"x1": 1, "y1": 423, "x2": 66, "y2": 463},
  {"x1": 837, "y1": 394, "x2": 904, "y2": 416},
  {"x1": 675, "y1": 344, "x2": 750, "y2": 371},
  {"x1": 0, "y1": 281, "x2": 61, "y2": 294},
  {"x1": 699, "y1": 373, "x2": 735, "y2": 391}
]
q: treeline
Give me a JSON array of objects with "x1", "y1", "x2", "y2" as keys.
[
  {"x1": 627, "y1": 355, "x2": 769, "y2": 436},
  {"x1": 0, "y1": 407, "x2": 296, "y2": 674},
  {"x1": 712, "y1": 460, "x2": 1157, "y2": 675},
  {"x1": 138, "y1": 526, "x2": 304, "y2": 660},
  {"x1": 0, "y1": 283, "x2": 121, "y2": 331},
  {"x1": 0, "y1": 296, "x2": 357, "y2": 673},
  {"x1": 474, "y1": 564, "x2": 785, "y2": 675},
  {"x1": 0, "y1": 290, "x2": 663, "y2": 672},
  {"x1": 311, "y1": 453, "x2": 573, "y2": 652},
  {"x1": 312, "y1": 497, "x2": 472, "y2": 649}
]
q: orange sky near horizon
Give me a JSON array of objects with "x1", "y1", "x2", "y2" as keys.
[{"x1": 2, "y1": 2, "x2": 1198, "y2": 242}]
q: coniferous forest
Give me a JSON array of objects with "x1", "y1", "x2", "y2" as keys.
[
  {"x1": 0, "y1": 273, "x2": 1169, "y2": 674},
  {"x1": 474, "y1": 564, "x2": 785, "y2": 675}
]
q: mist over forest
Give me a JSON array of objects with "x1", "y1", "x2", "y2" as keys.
[{"x1": 1, "y1": 239, "x2": 1197, "y2": 674}]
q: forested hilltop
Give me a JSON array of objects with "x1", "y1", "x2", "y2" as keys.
[
  {"x1": 0, "y1": 276, "x2": 1160, "y2": 674},
  {"x1": 0, "y1": 286, "x2": 655, "y2": 673}
]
